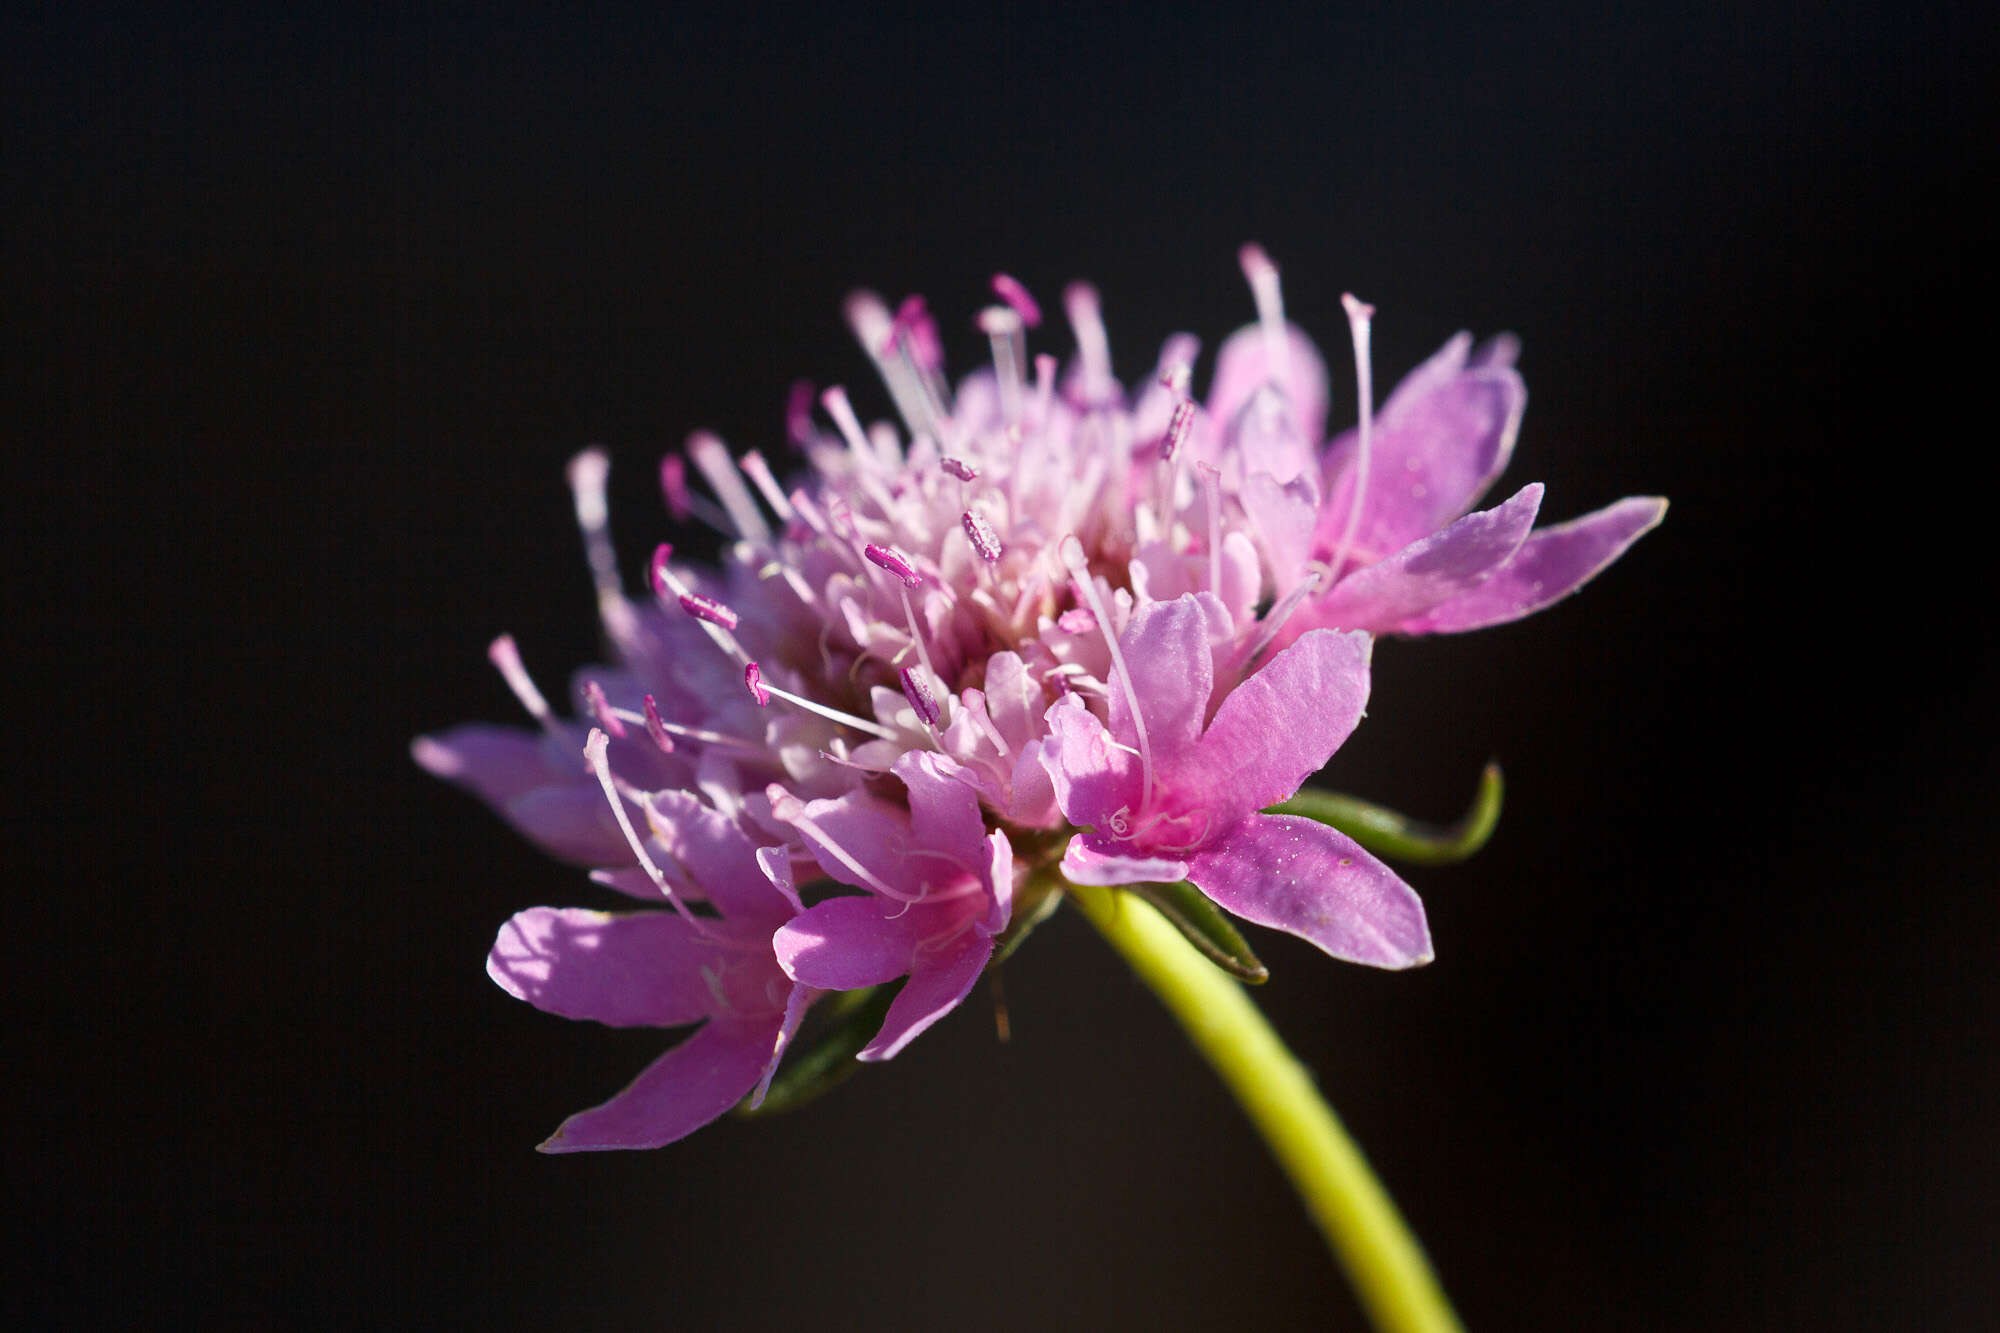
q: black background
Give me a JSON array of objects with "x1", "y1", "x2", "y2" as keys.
[{"x1": 9, "y1": 4, "x2": 1995, "y2": 1329}]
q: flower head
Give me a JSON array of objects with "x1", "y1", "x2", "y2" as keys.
[
  {"x1": 417, "y1": 249, "x2": 1661, "y2": 1147},
  {"x1": 483, "y1": 732, "x2": 815, "y2": 1151}
]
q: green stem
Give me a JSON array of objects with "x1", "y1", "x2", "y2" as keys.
[{"x1": 1071, "y1": 883, "x2": 1463, "y2": 1333}]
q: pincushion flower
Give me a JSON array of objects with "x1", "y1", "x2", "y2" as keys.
[
  {"x1": 769, "y1": 750, "x2": 1014, "y2": 1060},
  {"x1": 1044, "y1": 593, "x2": 1429, "y2": 967},
  {"x1": 1201, "y1": 254, "x2": 1667, "y2": 641},
  {"x1": 483, "y1": 737, "x2": 816, "y2": 1150},
  {"x1": 416, "y1": 246, "x2": 1661, "y2": 1155}
]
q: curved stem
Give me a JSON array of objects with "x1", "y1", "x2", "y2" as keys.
[{"x1": 1071, "y1": 883, "x2": 1463, "y2": 1333}]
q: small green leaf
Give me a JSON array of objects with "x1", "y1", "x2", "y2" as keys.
[
  {"x1": 1273, "y1": 761, "x2": 1503, "y2": 866},
  {"x1": 738, "y1": 981, "x2": 902, "y2": 1116},
  {"x1": 1127, "y1": 880, "x2": 1268, "y2": 984}
]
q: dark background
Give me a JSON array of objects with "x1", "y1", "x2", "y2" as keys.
[{"x1": 9, "y1": 4, "x2": 1994, "y2": 1329}]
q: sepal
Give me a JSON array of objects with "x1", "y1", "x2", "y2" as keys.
[
  {"x1": 1271, "y1": 761, "x2": 1502, "y2": 866},
  {"x1": 1127, "y1": 880, "x2": 1269, "y2": 984}
]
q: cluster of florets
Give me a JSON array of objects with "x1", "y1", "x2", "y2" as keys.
[{"x1": 416, "y1": 246, "x2": 1663, "y2": 1151}]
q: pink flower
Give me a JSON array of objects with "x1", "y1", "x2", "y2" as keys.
[
  {"x1": 1199, "y1": 261, "x2": 1666, "y2": 641},
  {"x1": 1043, "y1": 594, "x2": 1430, "y2": 967},
  {"x1": 418, "y1": 251, "x2": 1661, "y2": 1146},
  {"x1": 768, "y1": 751, "x2": 1014, "y2": 1060},
  {"x1": 482, "y1": 733, "x2": 816, "y2": 1151}
]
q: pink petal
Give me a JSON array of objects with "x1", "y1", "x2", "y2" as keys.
[
  {"x1": 1187, "y1": 815, "x2": 1432, "y2": 968},
  {"x1": 589, "y1": 865, "x2": 693, "y2": 902},
  {"x1": 786, "y1": 790, "x2": 925, "y2": 899},
  {"x1": 643, "y1": 788, "x2": 790, "y2": 925},
  {"x1": 501, "y1": 785, "x2": 638, "y2": 867},
  {"x1": 1227, "y1": 392, "x2": 1317, "y2": 488},
  {"x1": 411, "y1": 723, "x2": 568, "y2": 804},
  {"x1": 1206, "y1": 321, "x2": 1330, "y2": 453},
  {"x1": 749, "y1": 981, "x2": 820, "y2": 1109},
  {"x1": 894, "y1": 752, "x2": 989, "y2": 873},
  {"x1": 1007, "y1": 743, "x2": 1063, "y2": 828},
  {"x1": 1311, "y1": 483, "x2": 1544, "y2": 632},
  {"x1": 980, "y1": 651, "x2": 1045, "y2": 752},
  {"x1": 1216, "y1": 530, "x2": 1262, "y2": 629},
  {"x1": 1041, "y1": 698, "x2": 1140, "y2": 831},
  {"x1": 487, "y1": 907, "x2": 722, "y2": 1028},
  {"x1": 980, "y1": 829, "x2": 1015, "y2": 934},
  {"x1": 1319, "y1": 344, "x2": 1526, "y2": 558},
  {"x1": 1241, "y1": 471, "x2": 1321, "y2": 590},
  {"x1": 1469, "y1": 331, "x2": 1520, "y2": 369},
  {"x1": 537, "y1": 1018, "x2": 779, "y2": 1153},
  {"x1": 772, "y1": 895, "x2": 924, "y2": 991},
  {"x1": 1397, "y1": 495, "x2": 1668, "y2": 634},
  {"x1": 416, "y1": 724, "x2": 633, "y2": 866},
  {"x1": 858, "y1": 931, "x2": 993, "y2": 1062},
  {"x1": 1059, "y1": 834, "x2": 1191, "y2": 887},
  {"x1": 1108, "y1": 595, "x2": 1213, "y2": 764},
  {"x1": 1380, "y1": 330, "x2": 1475, "y2": 415},
  {"x1": 1166, "y1": 628, "x2": 1373, "y2": 830}
]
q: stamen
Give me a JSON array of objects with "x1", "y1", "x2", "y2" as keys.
[
  {"x1": 899, "y1": 666, "x2": 942, "y2": 728},
  {"x1": 754, "y1": 677, "x2": 900, "y2": 741},
  {"x1": 961, "y1": 508, "x2": 1003, "y2": 563},
  {"x1": 1060, "y1": 535, "x2": 1153, "y2": 812},
  {"x1": 766, "y1": 784, "x2": 920, "y2": 902},
  {"x1": 768, "y1": 562, "x2": 820, "y2": 608},
  {"x1": 1328, "y1": 293, "x2": 1377, "y2": 585},
  {"x1": 686, "y1": 431, "x2": 772, "y2": 543},
  {"x1": 1032, "y1": 353, "x2": 1056, "y2": 428},
  {"x1": 566, "y1": 448, "x2": 623, "y2": 606},
  {"x1": 678, "y1": 592, "x2": 740, "y2": 631},
  {"x1": 744, "y1": 661, "x2": 772, "y2": 706},
  {"x1": 658, "y1": 455, "x2": 730, "y2": 533},
  {"x1": 885, "y1": 295, "x2": 942, "y2": 371},
  {"x1": 609, "y1": 699, "x2": 762, "y2": 753},
  {"x1": 1161, "y1": 399, "x2": 1196, "y2": 461},
  {"x1": 487, "y1": 635, "x2": 552, "y2": 724},
  {"x1": 583, "y1": 729, "x2": 699, "y2": 926},
  {"x1": 962, "y1": 689, "x2": 1011, "y2": 756},
  {"x1": 866, "y1": 421, "x2": 906, "y2": 472},
  {"x1": 991, "y1": 272, "x2": 1043, "y2": 327},
  {"x1": 940, "y1": 456, "x2": 979, "y2": 483},
  {"x1": 641, "y1": 695, "x2": 676, "y2": 753},
  {"x1": 895, "y1": 582, "x2": 948, "y2": 723},
  {"x1": 977, "y1": 305, "x2": 1026, "y2": 424},
  {"x1": 1239, "y1": 243, "x2": 1290, "y2": 390},
  {"x1": 785, "y1": 379, "x2": 817, "y2": 448},
  {"x1": 1064, "y1": 282, "x2": 1114, "y2": 405},
  {"x1": 582, "y1": 680, "x2": 626, "y2": 737},
  {"x1": 651, "y1": 545, "x2": 752, "y2": 665},
  {"x1": 820, "y1": 386, "x2": 877, "y2": 463},
  {"x1": 784, "y1": 490, "x2": 845, "y2": 553},
  {"x1": 864, "y1": 543, "x2": 923, "y2": 588},
  {"x1": 1155, "y1": 398, "x2": 1196, "y2": 528},
  {"x1": 659, "y1": 453, "x2": 693, "y2": 519},
  {"x1": 737, "y1": 451, "x2": 796, "y2": 523},
  {"x1": 1197, "y1": 462, "x2": 1224, "y2": 596},
  {"x1": 1238, "y1": 565, "x2": 1325, "y2": 673},
  {"x1": 844, "y1": 290, "x2": 934, "y2": 440}
]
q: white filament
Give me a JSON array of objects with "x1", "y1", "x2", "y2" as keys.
[
  {"x1": 1060, "y1": 535, "x2": 1153, "y2": 813},
  {"x1": 1328, "y1": 293, "x2": 1377, "y2": 585}
]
